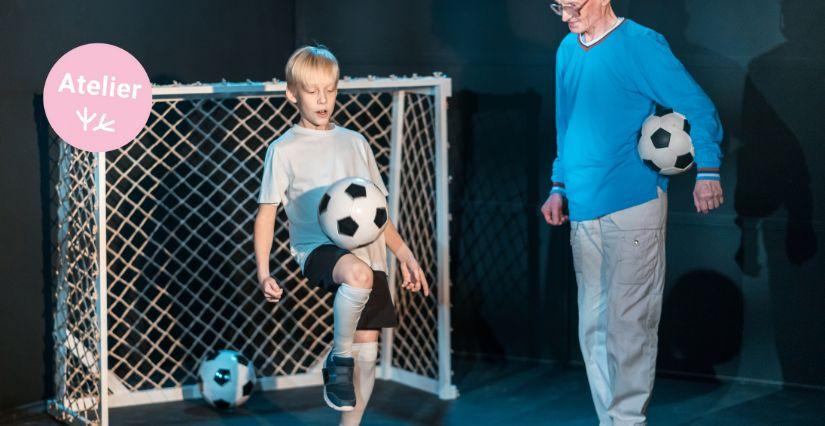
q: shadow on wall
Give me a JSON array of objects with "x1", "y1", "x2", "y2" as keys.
[
  {"x1": 658, "y1": 270, "x2": 744, "y2": 387},
  {"x1": 735, "y1": 0, "x2": 820, "y2": 269},
  {"x1": 449, "y1": 90, "x2": 543, "y2": 360},
  {"x1": 735, "y1": 0, "x2": 825, "y2": 387},
  {"x1": 423, "y1": 0, "x2": 575, "y2": 365}
]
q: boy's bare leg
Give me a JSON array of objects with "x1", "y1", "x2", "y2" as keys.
[{"x1": 340, "y1": 330, "x2": 379, "y2": 426}]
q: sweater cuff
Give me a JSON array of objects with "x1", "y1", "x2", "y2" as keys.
[
  {"x1": 696, "y1": 168, "x2": 720, "y2": 181},
  {"x1": 550, "y1": 182, "x2": 566, "y2": 197}
]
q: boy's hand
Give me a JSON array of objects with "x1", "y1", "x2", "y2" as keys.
[
  {"x1": 259, "y1": 276, "x2": 283, "y2": 303},
  {"x1": 396, "y1": 245, "x2": 430, "y2": 297}
]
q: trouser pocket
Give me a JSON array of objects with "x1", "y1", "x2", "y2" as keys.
[{"x1": 615, "y1": 229, "x2": 659, "y2": 285}]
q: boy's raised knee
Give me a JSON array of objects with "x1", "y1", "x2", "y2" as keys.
[{"x1": 345, "y1": 263, "x2": 373, "y2": 289}]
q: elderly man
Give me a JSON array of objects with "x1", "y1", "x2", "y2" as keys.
[{"x1": 540, "y1": 1, "x2": 724, "y2": 425}]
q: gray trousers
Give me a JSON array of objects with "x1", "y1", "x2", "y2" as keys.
[{"x1": 571, "y1": 189, "x2": 667, "y2": 426}]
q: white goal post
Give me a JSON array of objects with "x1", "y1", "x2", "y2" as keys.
[{"x1": 48, "y1": 74, "x2": 457, "y2": 425}]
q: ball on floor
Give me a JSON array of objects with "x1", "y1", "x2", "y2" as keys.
[{"x1": 197, "y1": 349, "x2": 256, "y2": 409}]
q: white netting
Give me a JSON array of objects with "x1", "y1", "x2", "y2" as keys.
[
  {"x1": 393, "y1": 93, "x2": 439, "y2": 377},
  {"x1": 51, "y1": 142, "x2": 102, "y2": 424},
  {"x1": 50, "y1": 77, "x2": 453, "y2": 424}
]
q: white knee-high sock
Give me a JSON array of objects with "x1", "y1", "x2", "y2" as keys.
[
  {"x1": 340, "y1": 342, "x2": 378, "y2": 426},
  {"x1": 331, "y1": 284, "x2": 371, "y2": 358}
]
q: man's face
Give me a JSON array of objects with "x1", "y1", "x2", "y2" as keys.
[
  {"x1": 287, "y1": 77, "x2": 338, "y2": 129},
  {"x1": 556, "y1": 0, "x2": 602, "y2": 34}
]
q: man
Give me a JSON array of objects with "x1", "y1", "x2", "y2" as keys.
[{"x1": 541, "y1": 1, "x2": 724, "y2": 425}]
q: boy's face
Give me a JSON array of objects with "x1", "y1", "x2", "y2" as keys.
[{"x1": 286, "y1": 77, "x2": 338, "y2": 130}]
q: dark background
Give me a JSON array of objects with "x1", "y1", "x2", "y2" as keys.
[{"x1": 1, "y1": 0, "x2": 823, "y2": 411}]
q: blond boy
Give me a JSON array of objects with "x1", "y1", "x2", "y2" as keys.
[{"x1": 253, "y1": 46, "x2": 429, "y2": 425}]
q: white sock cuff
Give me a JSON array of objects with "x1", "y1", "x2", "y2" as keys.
[
  {"x1": 352, "y1": 342, "x2": 378, "y2": 361},
  {"x1": 338, "y1": 283, "x2": 371, "y2": 300}
]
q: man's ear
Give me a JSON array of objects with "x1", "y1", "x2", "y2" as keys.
[{"x1": 285, "y1": 86, "x2": 298, "y2": 104}]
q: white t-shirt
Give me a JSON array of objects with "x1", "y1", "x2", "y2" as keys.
[{"x1": 258, "y1": 124, "x2": 390, "y2": 272}]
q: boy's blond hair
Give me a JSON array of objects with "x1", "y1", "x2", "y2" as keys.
[{"x1": 285, "y1": 45, "x2": 339, "y2": 89}]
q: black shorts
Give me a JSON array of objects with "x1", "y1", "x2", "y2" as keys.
[{"x1": 303, "y1": 244, "x2": 398, "y2": 330}]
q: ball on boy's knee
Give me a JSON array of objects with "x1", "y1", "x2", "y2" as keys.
[{"x1": 318, "y1": 177, "x2": 389, "y2": 249}]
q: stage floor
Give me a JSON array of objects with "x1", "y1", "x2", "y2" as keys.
[{"x1": 12, "y1": 357, "x2": 825, "y2": 425}]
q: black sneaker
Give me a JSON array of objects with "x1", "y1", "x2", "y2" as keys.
[{"x1": 322, "y1": 353, "x2": 356, "y2": 411}]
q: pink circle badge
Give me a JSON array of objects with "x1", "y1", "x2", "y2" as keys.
[{"x1": 44, "y1": 43, "x2": 151, "y2": 152}]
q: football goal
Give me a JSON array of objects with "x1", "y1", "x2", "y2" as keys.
[{"x1": 48, "y1": 74, "x2": 457, "y2": 425}]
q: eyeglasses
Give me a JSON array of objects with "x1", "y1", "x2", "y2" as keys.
[{"x1": 550, "y1": 0, "x2": 590, "y2": 18}]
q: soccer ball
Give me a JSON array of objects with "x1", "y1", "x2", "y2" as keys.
[
  {"x1": 197, "y1": 349, "x2": 256, "y2": 409},
  {"x1": 638, "y1": 107, "x2": 695, "y2": 176},
  {"x1": 318, "y1": 177, "x2": 389, "y2": 250}
]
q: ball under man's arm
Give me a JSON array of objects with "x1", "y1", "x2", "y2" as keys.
[{"x1": 630, "y1": 31, "x2": 724, "y2": 212}]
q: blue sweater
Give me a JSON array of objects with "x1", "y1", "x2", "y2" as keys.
[{"x1": 551, "y1": 19, "x2": 723, "y2": 221}]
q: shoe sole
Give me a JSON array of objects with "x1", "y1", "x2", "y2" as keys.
[{"x1": 323, "y1": 386, "x2": 354, "y2": 412}]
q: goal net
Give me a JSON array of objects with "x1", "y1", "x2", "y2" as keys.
[{"x1": 48, "y1": 75, "x2": 457, "y2": 425}]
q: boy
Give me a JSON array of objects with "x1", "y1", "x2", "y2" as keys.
[{"x1": 253, "y1": 46, "x2": 429, "y2": 425}]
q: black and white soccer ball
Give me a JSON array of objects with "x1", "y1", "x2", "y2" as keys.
[
  {"x1": 638, "y1": 108, "x2": 695, "y2": 176},
  {"x1": 197, "y1": 349, "x2": 256, "y2": 409},
  {"x1": 318, "y1": 177, "x2": 389, "y2": 250}
]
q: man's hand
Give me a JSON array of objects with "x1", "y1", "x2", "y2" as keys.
[
  {"x1": 541, "y1": 193, "x2": 568, "y2": 226},
  {"x1": 693, "y1": 180, "x2": 724, "y2": 214},
  {"x1": 259, "y1": 276, "x2": 283, "y2": 303},
  {"x1": 395, "y1": 245, "x2": 430, "y2": 297}
]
